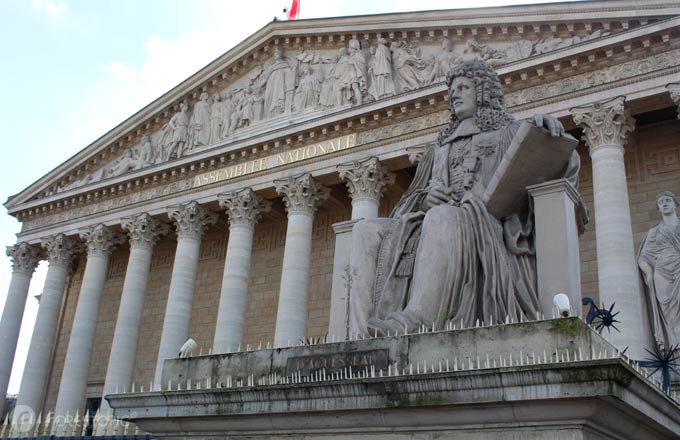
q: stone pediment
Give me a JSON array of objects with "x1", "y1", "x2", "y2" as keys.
[{"x1": 6, "y1": 0, "x2": 680, "y2": 238}]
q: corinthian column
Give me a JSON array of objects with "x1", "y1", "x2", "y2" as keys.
[
  {"x1": 0, "y1": 243, "x2": 41, "y2": 416},
  {"x1": 213, "y1": 189, "x2": 270, "y2": 353},
  {"x1": 338, "y1": 156, "x2": 395, "y2": 220},
  {"x1": 97, "y1": 214, "x2": 167, "y2": 424},
  {"x1": 273, "y1": 174, "x2": 329, "y2": 347},
  {"x1": 667, "y1": 83, "x2": 680, "y2": 119},
  {"x1": 55, "y1": 225, "x2": 123, "y2": 419},
  {"x1": 153, "y1": 202, "x2": 217, "y2": 389},
  {"x1": 15, "y1": 235, "x2": 77, "y2": 419},
  {"x1": 571, "y1": 96, "x2": 641, "y2": 357}
]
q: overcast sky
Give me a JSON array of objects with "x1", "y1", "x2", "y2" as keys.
[{"x1": 0, "y1": 0, "x2": 575, "y2": 394}]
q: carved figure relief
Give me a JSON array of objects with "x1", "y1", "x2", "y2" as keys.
[
  {"x1": 367, "y1": 38, "x2": 396, "y2": 101},
  {"x1": 208, "y1": 93, "x2": 223, "y2": 145},
  {"x1": 261, "y1": 47, "x2": 295, "y2": 118},
  {"x1": 293, "y1": 64, "x2": 322, "y2": 112},
  {"x1": 391, "y1": 41, "x2": 427, "y2": 92},
  {"x1": 638, "y1": 191, "x2": 680, "y2": 350},
  {"x1": 188, "y1": 92, "x2": 212, "y2": 149},
  {"x1": 159, "y1": 102, "x2": 190, "y2": 161},
  {"x1": 428, "y1": 38, "x2": 460, "y2": 83}
]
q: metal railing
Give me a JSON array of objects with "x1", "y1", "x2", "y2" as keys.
[{"x1": 0, "y1": 410, "x2": 150, "y2": 439}]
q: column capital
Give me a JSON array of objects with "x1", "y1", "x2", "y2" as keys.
[
  {"x1": 6, "y1": 242, "x2": 42, "y2": 275},
  {"x1": 218, "y1": 188, "x2": 271, "y2": 228},
  {"x1": 121, "y1": 213, "x2": 169, "y2": 249},
  {"x1": 41, "y1": 234, "x2": 79, "y2": 268},
  {"x1": 570, "y1": 96, "x2": 635, "y2": 152},
  {"x1": 666, "y1": 83, "x2": 680, "y2": 119},
  {"x1": 274, "y1": 173, "x2": 329, "y2": 216},
  {"x1": 168, "y1": 201, "x2": 218, "y2": 240},
  {"x1": 80, "y1": 224, "x2": 124, "y2": 257},
  {"x1": 338, "y1": 157, "x2": 395, "y2": 203}
]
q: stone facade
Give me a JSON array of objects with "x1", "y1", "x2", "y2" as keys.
[{"x1": 3, "y1": 1, "x2": 680, "y2": 435}]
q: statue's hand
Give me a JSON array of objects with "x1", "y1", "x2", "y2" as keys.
[
  {"x1": 532, "y1": 113, "x2": 564, "y2": 138},
  {"x1": 425, "y1": 183, "x2": 454, "y2": 208}
]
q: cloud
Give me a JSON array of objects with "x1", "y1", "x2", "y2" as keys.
[
  {"x1": 31, "y1": 0, "x2": 70, "y2": 22},
  {"x1": 98, "y1": 19, "x2": 254, "y2": 114}
]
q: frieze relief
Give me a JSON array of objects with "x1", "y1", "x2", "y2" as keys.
[
  {"x1": 54, "y1": 29, "x2": 612, "y2": 194},
  {"x1": 505, "y1": 48, "x2": 680, "y2": 108}
]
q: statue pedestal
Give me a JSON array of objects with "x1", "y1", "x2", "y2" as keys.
[
  {"x1": 528, "y1": 179, "x2": 582, "y2": 318},
  {"x1": 108, "y1": 318, "x2": 680, "y2": 439},
  {"x1": 327, "y1": 219, "x2": 361, "y2": 340}
]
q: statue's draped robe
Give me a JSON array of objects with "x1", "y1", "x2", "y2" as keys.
[
  {"x1": 263, "y1": 60, "x2": 293, "y2": 118},
  {"x1": 638, "y1": 222, "x2": 680, "y2": 348},
  {"x1": 350, "y1": 120, "x2": 564, "y2": 335},
  {"x1": 368, "y1": 44, "x2": 395, "y2": 101}
]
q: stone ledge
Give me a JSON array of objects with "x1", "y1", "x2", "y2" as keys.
[{"x1": 107, "y1": 318, "x2": 680, "y2": 439}]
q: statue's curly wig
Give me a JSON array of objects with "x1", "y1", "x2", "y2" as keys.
[{"x1": 438, "y1": 58, "x2": 514, "y2": 143}]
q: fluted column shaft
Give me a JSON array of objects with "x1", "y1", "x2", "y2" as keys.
[
  {"x1": 213, "y1": 189, "x2": 270, "y2": 353},
  {"x1": 97, "y1": 215, "x2": 167, "y2": 424},
  {"x1": 338, "y1": 156, "x2": 395, "y2": 220},
  {"x1": 0, "y1": 243, "x2": 41, "y2": 416},
  {"x1": 153, "y1": 202, "x2": 217, "y2": 389},
  {"x1": 571, "y1": 96, "x2": 642, "y2": 357},
  {"x1": 55, "y1": 225, "x2": 122, "y2": 418},
  {"x1": 15, "y1": 235, "x2": 76, "y2": 418},
  {"x1": 273, "y1": 174, "x2": 329, "y2": 347}
]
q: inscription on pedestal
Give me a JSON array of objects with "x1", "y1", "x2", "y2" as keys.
[{"x1": 285, "y1": 349, "x2": 389, "y2": 376}]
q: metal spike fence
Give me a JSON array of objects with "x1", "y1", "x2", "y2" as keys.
[{"x1": 0, "y1": 408, "x2": 151, "y2": 439}]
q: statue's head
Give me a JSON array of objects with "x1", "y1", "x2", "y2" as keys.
[
  {"x1": 440, "y1": 58, "x2": 513, "y2": 140},
  {"x1": 656, "y1": 191, "x2": 679, "y2": 214},
  {"x1": 348, "y1": 38, "x2": 361, "y2": 53}
]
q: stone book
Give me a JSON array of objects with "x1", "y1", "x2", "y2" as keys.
[{"x1": 482, "y1": 121, "x2": 578, "y2": 219}]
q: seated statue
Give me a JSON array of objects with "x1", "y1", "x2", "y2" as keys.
[
  {"x1": 638, "y1": 191, "x2": 680, "y2": 350},
  {"x1": 349, "y1": 58, "x2": 580, "y2": 336}
]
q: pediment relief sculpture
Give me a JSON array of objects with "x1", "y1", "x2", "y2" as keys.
[{"x1": 54, "y1": 28, "x2": 614, "y2": 194}]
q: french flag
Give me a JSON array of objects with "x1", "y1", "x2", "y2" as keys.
[{"x1": 286, "y1": 0, "x2": 300, "y2": 20}]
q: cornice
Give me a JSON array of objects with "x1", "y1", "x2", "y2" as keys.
[{"x1": 5, "y1": 1, "x2": 678, "y2": 211}]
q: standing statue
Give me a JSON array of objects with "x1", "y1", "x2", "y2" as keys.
[
  {"x1": 349, "y1": 58, "x2": 578, "y2": 336},
  {"x1": 188, "y1": 91, "x2": 211, "y2": 149},
  {"x1": 220, "y1": 92, "x2": 237, "y2": 138},
  {"x1": 638, "y1": 191, "x2": 680, "y2": 350},
  {"x1": 262, "y1": 47, "x2": 295, "y2": 118},
  {"x1": 367, "y1": 38, "x2": 396, "y2": 101},
  {"x1": 208, "y1": 93, "x2": 223, "y2": 145},
  {"x1": 343, "y1": 38, "x2": 367, "y2": 106},
  {"x1": 293, "y1": 65, "x2": 322, "y2": 112},
  {"x1": 391, "y1": 41, "x2": 426, "y2": 92},
  {"x1": 159, "y1": 102, "x2": 190, "y2": 161},
  {"x1": 238, "y1": 86, "x2": 259, "y2": 128},
  {"x1": 319, "y1": 48, "x2": 349, "y2": 109},
  {"x1": 429, "y1": 38, "x2": 460, "y2": 83}
]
